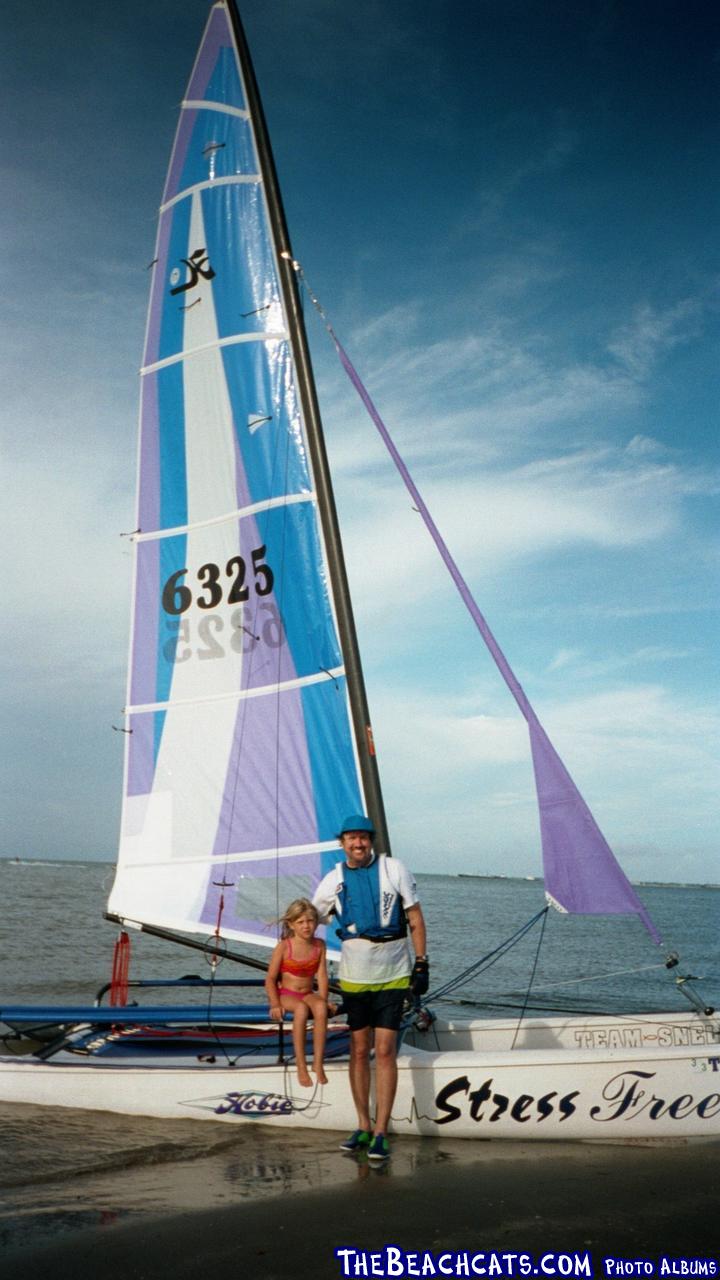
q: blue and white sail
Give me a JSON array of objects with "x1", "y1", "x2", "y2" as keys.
[{"x1": 108, "y1": 3, "x2": 366, "y2": 951}]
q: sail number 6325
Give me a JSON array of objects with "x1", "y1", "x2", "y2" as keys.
[{"x1": 161, "y1": 546, "x2": 274, "y2": 615}]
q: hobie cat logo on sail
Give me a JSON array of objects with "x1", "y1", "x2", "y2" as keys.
[{"x1": 169, "y1": 247, "x2": 216, "y2": 295}]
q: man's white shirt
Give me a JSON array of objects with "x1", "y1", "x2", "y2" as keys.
[{"x1": 313, "y1": 854, "x2": 419, "y2": 988}]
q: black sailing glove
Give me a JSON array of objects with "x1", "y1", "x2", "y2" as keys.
[{"x1": 410, "y1": 957, "x2": 429, "y2": 998}]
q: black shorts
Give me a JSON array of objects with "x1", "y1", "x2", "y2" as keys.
[{"x1": 341, "y1": 986, "x2": 408, "y2": 1032}]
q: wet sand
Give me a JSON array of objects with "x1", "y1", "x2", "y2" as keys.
[{"x1": 4, "y1": 1138, "x2": 719, "y2": 1278}]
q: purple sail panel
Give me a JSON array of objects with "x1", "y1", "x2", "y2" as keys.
[
  {"x1": 185, "y1": 6, "x2": 243, "y2": 109},
  {"x1": 129, "y1": 538, "x2": 161, "y2": 710},
  {"x1": 528, "y1": 717, "x2": 660, "y2": 941},
  {"x1": 125, "y1": 712, "x2": 155, "y2": 799},
  {"x1": 212, "y1": 687, "x2": 318, "y2": 858}
]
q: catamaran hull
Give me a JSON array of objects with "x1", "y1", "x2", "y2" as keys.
[{"x1": 1, "y1": 1012, "x2": 718, "y2": 1142}]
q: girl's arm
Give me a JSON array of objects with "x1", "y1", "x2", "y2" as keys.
[
  {"x1": 265, "y1": 941, "x2": 284, "y2": 1020},
  {"x1": 316, "y1": 941, "x2": 329, "y2": 1001},
  {"x1": 316, "y1": 940, "x2": 338, "y2": 1013}
]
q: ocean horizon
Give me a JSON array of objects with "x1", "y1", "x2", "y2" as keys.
[{"x1": 1, "y1": 855, "x2": 717, "y2": 891}]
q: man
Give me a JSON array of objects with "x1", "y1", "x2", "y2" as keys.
[{"x1": 312, "y1": 814, "x2": 428, "y2": 1162}]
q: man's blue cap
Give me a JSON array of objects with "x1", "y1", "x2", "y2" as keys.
[{"x1": 338, "y1": 814, "x2": 375, "y2": 837}]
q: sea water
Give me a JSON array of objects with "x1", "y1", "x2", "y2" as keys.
[{"x1": 0, "y1": 859, "x2": 717, "y2": 1254}]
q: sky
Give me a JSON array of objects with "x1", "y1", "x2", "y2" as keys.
[{"x1": 1, "y1": 0, "x2": 717, "y2": 882}]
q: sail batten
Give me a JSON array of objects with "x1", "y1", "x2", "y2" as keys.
[
  {"x1": 141, "y1": 331, "x2": 288, "y2": 377},
  {"x1": 160, "y1": 173, "x2": 262, "y2": 215},
  {"x1": 182, "y1": 99, "x2": 250, "y2": 119},
  {"x1": 127, "y1": 665, "x2": 346, "y2": 715},
  {"x1": 117, "y1": 841, "x2": 343, "y2": 872},
  {"x1": 133, "y1": 491, "x2": 316, "y2": 543}
]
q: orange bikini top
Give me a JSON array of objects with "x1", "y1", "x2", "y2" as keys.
[{"x1": 281, "y1": 938, "x2": 322, "y2": 978}]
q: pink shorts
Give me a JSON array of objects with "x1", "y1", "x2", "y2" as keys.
[{"x1": 278, "y1": 987, "x2": 312, "y2": 1001}]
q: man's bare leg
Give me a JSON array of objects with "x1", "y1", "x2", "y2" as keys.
[
  {"x1": 348, "y1": 1026, "x2": 372, "y2": 1131},
  {"x1": 372, "y1": 1027, "x2": 398, "y2": 1135}
]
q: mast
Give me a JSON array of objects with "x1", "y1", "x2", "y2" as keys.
[{"x1": 225, "y1": 0, "x2": 390, "y2": 853}]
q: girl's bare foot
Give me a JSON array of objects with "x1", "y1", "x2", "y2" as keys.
[
  {"x1": 297, "y1": 1068, "x2": 313, "y2": 1087},
  {"x1": 314, "y1": 1065, "x2": 328, "y2": 1085}
]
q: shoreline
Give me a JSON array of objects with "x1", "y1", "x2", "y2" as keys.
[{"x1": 4, "y1": 1137, "x2": 718, "y2": 1278}]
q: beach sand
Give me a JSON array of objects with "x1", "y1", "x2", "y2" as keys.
[{"x1": 4, "y1": 1137, "x2": 718, "y2": 1278}]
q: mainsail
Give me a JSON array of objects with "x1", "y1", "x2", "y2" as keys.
[{"x1": 108, "y1": 2, "x2": 385, "y2": 952}]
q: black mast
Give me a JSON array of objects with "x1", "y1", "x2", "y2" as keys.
[{"x1": 225, "y1": 0, "x2": 390, "y2": 853}]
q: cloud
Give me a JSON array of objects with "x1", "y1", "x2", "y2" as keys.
[
  {"x1": 332, "y1": 325, "x2": 640, "y2": 464},
  {"x1": 607, "y1": 298, "x2": 705, "y2": 378},
  {"x1": 625, "y1": 434, "x2": 668, "y2": 457},
  {"x1": 332, "y1": 436, "x2": 715, "y2": 629},
  {"x1": 313, "y1": 277, "x2": 714, "y2": 496},
  {"x1": 373, "y1": 678, "x2": 719, "y2": 878},
  {"x1": 546, "y1": 646, "x2": 695, "y2": 681},
  {"x1": 476, "y1": 121, "x2": 580, "y2": 223},
  {"x1": 547, "y1": 649, "x2": 582, "y2": 672}
]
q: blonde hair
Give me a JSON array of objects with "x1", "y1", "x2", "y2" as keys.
[{"x1": 280, "y1": 898, "x2": 319, "y2": 939}]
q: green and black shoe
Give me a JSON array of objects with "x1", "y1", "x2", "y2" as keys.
[
  {"x1": 339, "y1": 1129, "x2": 371, "y2": 1152},
  {"x1": 367, "y1": 1133, "x2": 390, "y2": 1162}
]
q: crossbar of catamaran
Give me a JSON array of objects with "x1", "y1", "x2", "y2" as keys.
[{"x1": 2, "y1": 0, "x2": 718, "y2": 1142}]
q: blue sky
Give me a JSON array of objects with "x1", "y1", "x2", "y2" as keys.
[{"x1": 1, "y1": 1, "x2": 717, "y2": 881}]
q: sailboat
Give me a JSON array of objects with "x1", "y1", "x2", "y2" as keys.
[{"x1": 1, "y1": 0, "x2": 718, "y2": 1141}]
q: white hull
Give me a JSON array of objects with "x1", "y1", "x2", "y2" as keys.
[{"x1": 2, "y1": 1009, "x2": 718, "y2": 1142}]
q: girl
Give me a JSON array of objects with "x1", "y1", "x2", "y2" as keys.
[{"x1": 265, "y1": 899, "x2": 332, "y2": 1087}]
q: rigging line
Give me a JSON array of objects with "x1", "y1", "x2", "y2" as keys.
[
  {"x1": 427, "y1": 907, "x2": 548, "y2": 1001},
  {"x1": 494, "y1": 961, "x2": 669, "y2": 994},
  {"x1": 214, "y1": 365, "x2": 292, "y2": 933},
  {"x1": 251, "y1": 350, "x2": 302, "y2": 936},
  {"x1": 215, "y1": 603, "x2": 260, "y2": 879},
  {"x1": 211, "y1": 569, "x2": 275, "y2": 921},
  {"x1": 437, "y1": 996, "x2": 624, "y2": 1018},
  {"x1": 272, "y1": 418, "x2": 295, "y2": 931},
  {"x1": 205, "y1": 900, "x2": 228, "y2": 1039},
  {"x1": 432, "y1": 931, "x2": 537, "y2": 996},
  {"x1": 510, "y1": 906, "x2": 548, "y2": 1050},
  {"x1": 279, "y1": 1059, "x2": 322, "y2": 1112},
  {"x1": 226, "y1": 1036, "x2": 283, "y2": 1069}
]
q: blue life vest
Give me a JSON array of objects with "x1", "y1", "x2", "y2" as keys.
[{"x1": 334, "y1": 857, "x2": 407, "y2": 942}]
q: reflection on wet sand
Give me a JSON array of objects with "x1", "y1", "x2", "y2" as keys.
[{"x1": 0, "y1": 1109, "x2": 485, "y2": 1254}]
